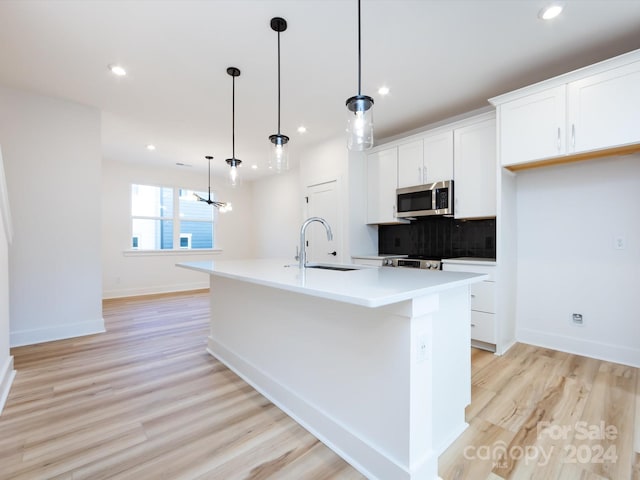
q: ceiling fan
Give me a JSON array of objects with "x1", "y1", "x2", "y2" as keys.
[{"x1": 194, "y1": 156, "x2": 232, "y2": 212}]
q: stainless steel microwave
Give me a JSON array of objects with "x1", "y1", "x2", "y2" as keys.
[{"x1": 396, "y1": 180, "x2": 454, "y2": 218}]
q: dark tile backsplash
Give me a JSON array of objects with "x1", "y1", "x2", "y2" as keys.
[{"x1": 378, "y1": 217, "x2": 496, "y2": 259}]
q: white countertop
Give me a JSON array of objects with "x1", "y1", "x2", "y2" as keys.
[
  {"x1": 442, "y1": 257, "x2": 497, "y2": 266},
  {"x1": 178, "y1": 259, "x2": 486, "y2": 308}
]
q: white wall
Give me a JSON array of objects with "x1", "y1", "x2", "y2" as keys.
[
  {"x1": 250, "y1": 136, "x2": 377, "y2": 262},
  {"x1": 250, "y1": 168, "x2": 301, "y2": 259},
  {"x1": 0, "y1": 145, "x2": 15, "y2": 413},
  {"x1": 0, "y1": 85, "x2": 104, "y2": 347},
  {"x1": 102, "y1": 159, "x2": 253, "y2": 298},
  {"x1": 516, "y1": 154, "x2": 640, "y2": 367},
  {"x1": 299, "y1": 136, "x2": 377, "y2": 259}
]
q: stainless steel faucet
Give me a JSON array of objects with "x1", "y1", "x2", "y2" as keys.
[{"x1": 298, "y1": 217, "x2": 333, "y2": 268}]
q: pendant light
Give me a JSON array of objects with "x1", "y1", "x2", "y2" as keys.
[
  {"x1": 194, "y1": 156, "x2": 231, "y2": 212},
  {"x1": 268, "y1": 17, "x2": 289, "y2": 172},
  {"x1": 226, "y1": 67, "x2": 242, "y2": 187},
  {"x1": 345, "y1": 0, "x2": 374, "y2": 151}
]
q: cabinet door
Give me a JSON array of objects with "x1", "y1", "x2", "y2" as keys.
[
  {"x1": 470, "y1": 311, "x2": 496, "y2": 344},
  {"x1": 470, "y1": 281, "x2": 496, "y2": 314},
  {"x1": 397, "y1": 140, "x2": 424, "y2": 188},
  {"x1": 366, "y1": 147, "x2": 400, "y2": 224},
  {"x1": 423, "y1": 130, "x2": 454, "y2": 183},
  {"x1": 499, "y1": 85, "x2": 566, "y2": 166},
  {"x1": 568, "y1": 60, "x2": 640, "y2": 154},
  {"x1": 453, "y1": 117, "x2": 497, "y2": 219}
]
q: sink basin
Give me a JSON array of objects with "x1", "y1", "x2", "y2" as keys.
[{"x1": 306, "y1": 264, "x2": 359, "y2": 271}]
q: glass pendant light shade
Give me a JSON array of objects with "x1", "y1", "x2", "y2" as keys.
[
  {"x1": 226, "y1": 158, "x2": 242, "y2": 187},
  {"x1": 268, "y1": 133, "x2": 289, "y2": 172},
  {"x1": 346, "y1": 95, "x2": 374, "y2": 151}
]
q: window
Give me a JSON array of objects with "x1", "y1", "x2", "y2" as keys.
[{"x1": 131, "y1": 184, "x2": 214, "y2": 250}]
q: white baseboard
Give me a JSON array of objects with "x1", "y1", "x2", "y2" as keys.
[
  {"x1": 102, "y1": 281, "x2": 209, "y2": 299},
  {"x1": 0, "y1": 355, "x2": 16, "y2": 414},
  {"x1": 517, "y1": 328, "x2": 640, "y2": 368},
  {"x1": 496, "y1": 339, "x2": 517, "y2": 356},
  {"x1": 10, "y1": 317, "x2": 105, "y2": 348}
]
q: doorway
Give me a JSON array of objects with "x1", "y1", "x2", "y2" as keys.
[{"x1": 305, "y1": 180, "x2": 341, "y2": 264}]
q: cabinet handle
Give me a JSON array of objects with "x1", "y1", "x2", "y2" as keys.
[
  {"x1": 470, "y1": 294, "x2": 476, "y2": 298},
  {"x1": 571, "y1": 124, "x2": 575, "y2": 149},
  {"x1": 418, "y1": 166, "x2": 422, "y2": 183},
  {"x1": 393, "y1": 204, "x2": 397, "y2": 218},
  {"x1": 557, "y1": 127, "x2": 561, "y2": 152},
  {"x1": 471, "y1": 324, "x2": 476, "y2": 328}
]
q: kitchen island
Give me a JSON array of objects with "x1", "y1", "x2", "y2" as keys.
[{"x1": 178, "y1": 259, "x2": 486, "y2": 480}]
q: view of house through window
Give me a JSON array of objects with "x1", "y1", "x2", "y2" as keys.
[{"x1": 131, "y1": 184, "x2": 214, "y2": 250}]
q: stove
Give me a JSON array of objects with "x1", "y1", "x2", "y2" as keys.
[{"x1": 385, "y1": 255, "x2": 442, "y2": 270}]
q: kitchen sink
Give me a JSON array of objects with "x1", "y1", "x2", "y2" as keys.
[{"x1": 305, "y1": 264, "x2": 359, "y2": 271}]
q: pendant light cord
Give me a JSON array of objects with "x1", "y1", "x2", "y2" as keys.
[
  {"x1": 208, "y1": 157, "x2": 211, "y2": 199},
  {"x1": 277, "y1": 29, "x2": 281, "y2": 134},
  {"x1": 357, "y1": 0, "x2": 362, "y2": 96},
  {"x1": 232, "y1": 74, "x2": 235, "y2": 159}
]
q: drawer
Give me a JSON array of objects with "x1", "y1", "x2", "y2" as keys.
[
  {"x1": 442, "y1": 263, "x2": 496, "y2": 281},
  {"x1": 351, "y1": 258, "x2": 383, "y2": 267},
  {"x1": 470, "y1": 281, "x2": 495, "y2": 313},
  {"x1": 471, "y1": 311, "x2": 496, "y2": 344}
]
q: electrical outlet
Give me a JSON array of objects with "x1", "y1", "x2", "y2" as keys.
[
  {"x1": 572, "y1": 313, "x2": 583, "y2": 326},
  {"x1": 614, "y1": 236, "x2": 625, "y2": 250}
]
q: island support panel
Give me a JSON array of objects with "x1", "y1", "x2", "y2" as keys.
[{"x1": 206, "y1": 275, "x2": 471, "y2": 480}]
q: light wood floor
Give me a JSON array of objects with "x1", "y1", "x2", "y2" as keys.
[{"x1": 1, "y1": 290, "x2": 638, "y2": 480}]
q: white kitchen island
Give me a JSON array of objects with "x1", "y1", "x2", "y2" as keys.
[{"x1": 178, "y1": 259, "x2": 486, "y2": 480}]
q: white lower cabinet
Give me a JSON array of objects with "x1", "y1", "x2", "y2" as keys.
[
  {"x1": 442, "y1": 259, "x2": 497, "y2": 351},
  {"x1": 351, "y1": 257, "x2": 384, "y2": 267},
  {"x1": 470, "y1": 311, "x2": 495, "y2": 345},
  {"x1": 470, "y1": 280, "x2": 495, "y2": 314}
]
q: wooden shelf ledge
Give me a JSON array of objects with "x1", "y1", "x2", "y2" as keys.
[{"x1": 505, "y1": 143, "x2": 640, "y2": 172}]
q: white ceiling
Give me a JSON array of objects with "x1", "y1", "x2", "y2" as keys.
[{"x1": 1, "y1": 0, "x2": 640, "y2": 181}]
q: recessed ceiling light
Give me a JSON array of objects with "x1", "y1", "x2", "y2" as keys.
[
  {"x1": 378, "y1": 86, "x2": 390, "y2": 96},
  {"x1": 539, "y1": 3, "x2": 564, "y2": 20},
  {"x1": 297, "y1": 125, "x2": 307, "y2": 134},
  {"x1": 175, "y1": 162, "x2": 192, "y2": 167},
  {"x1": 108, "y1": 64, "x2": 127, "y2": 76},
  {"x1": 251, "y1": 164, "x2": 258, "y2": 170},
  {"x1": 146, "y1": 144, "x2": 156, "y2": 151}
]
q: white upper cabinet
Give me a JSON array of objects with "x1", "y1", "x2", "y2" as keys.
[
  {"x1": 367, "y1": 112, "x2": 494, "y2": 224},
  {"x1": 568, "y1": 61, "x2": 640, "y2": 154},
  {"x1": 454, "y1": 117, "x2": 497, "y2": 219},
  {"x1": 366, "y1": 146, "x2": 406, "y2": 224},
  {"x1": 498, "y1": 85, "x2": 566, "y2": 167},
  {"x1": 397, "y1": 132, "x2": 454, "y2": 188},
  {"x1": 492, "y1": 49, "x2": 640, "y2": 169},
  {"x1": 397, "y1": 140, "x2": 424, "y2": 188},
  {"x1": 423, "y1": 131, "x2": 454, "y2": 184}
]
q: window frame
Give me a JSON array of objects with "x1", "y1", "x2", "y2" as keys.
[{"x1": 127, "y1": 183, "x2": 221, "y2": 256}]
